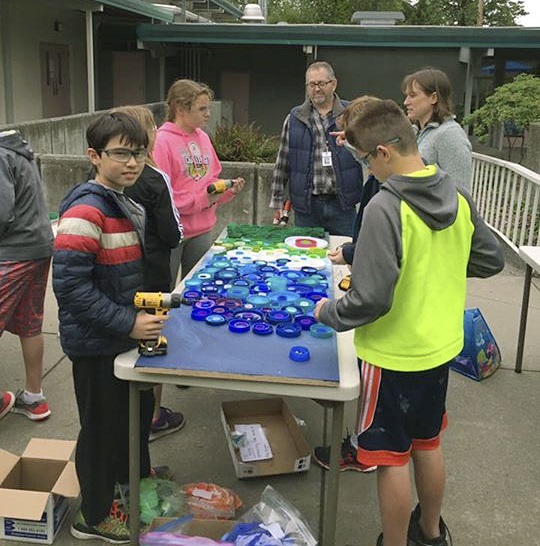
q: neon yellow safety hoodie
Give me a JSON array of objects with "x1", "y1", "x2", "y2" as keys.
[{"x1": 318, "y1": 166, "x2": 505, "y2": 372}]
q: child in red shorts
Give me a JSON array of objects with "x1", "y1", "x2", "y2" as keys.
[
  {"x1": 0, "y1": 130, "x2": 54, "y2": 421},
  {"x1": 314, "y1": 99, "x2": 504, "y2": 546}
]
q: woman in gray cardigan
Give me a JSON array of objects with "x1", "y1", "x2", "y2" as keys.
[{"x1": 402, "y1": 67, "x2": 472, "y2": 192}]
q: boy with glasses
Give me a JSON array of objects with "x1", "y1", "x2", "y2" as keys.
[
  {"x1": 314, "y1": 99, "x2": 504, "y2": 546},
  {"x1": 53, "y1": 112, "x2": 167, "y2": 543},
  {"x1": 269, "y1": 61, "x2": 363, "y2": 235}
]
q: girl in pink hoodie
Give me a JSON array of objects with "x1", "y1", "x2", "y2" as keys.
[{"x1": 153, "y1": 79, "x2": 245, "y2": 284}]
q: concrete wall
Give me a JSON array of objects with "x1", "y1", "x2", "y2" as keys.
[
  {"x1": 37, "y1": 155, "x2": 276, "y2": 231},
  {"x1": 0, "y1": 101, "x2": 233, "y2": 155}
]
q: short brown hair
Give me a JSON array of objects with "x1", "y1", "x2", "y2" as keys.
[
  {"x1": 338, "y1": 95, "x2": 381, "y2": 131},
  {"x1": 344, "y1": 99, "x2": 417, "y2": 155},
  {"x1": 165, "y1": 79, "x2": 214, "y2": 122},
  {"x1": 401, "y1": 67, "x2": 454, "y2": 124}
]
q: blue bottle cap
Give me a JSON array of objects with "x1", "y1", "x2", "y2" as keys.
[
  {"x1": 252, "y1": 322, "x2": 273, "y2": 336},
  {"x1": 252, "y1": 282, "x2": 271, "y2": 293},
  {"x1": 301, "y1": 266, "x2": 318, "y2": 275},
  {"x1": 226, "y1": 286, "x2": 249, "y2": 299},
  {"x1": 216, "y1": 297, "x2": 243, "y2": 309},
  {"x1": 191, "y1": 308, "x2": 212, "y2": 321},
  {"x1": 268, "y1": 291, "x2": 300, "y2": 307},
  {"x1": 194, "y1": 299, "x2": 216, "y2": 310},
  {"x1": 205, "y1": 314, "x2": 227, "y2": 326},
  {"x1": 267, "y1": 310, "x2": 291, "y2": 324},
  {"x1": 276, "y1": 322, "x2": 302, "y2": 338},
  {"x1": 295, "y1": 315, "x2": 317, "y2": 330},
  {"x1": 307, "y1": 291, "x2": 328, "y2": 303},
  {"x1": 211, "y1": 305, "x2": 228, "y2": 315},
  {"x1": 281, "y1": 270, "x2": 305, "y2": 281},
  {"x1": 215, "y1": 268, "x2": 239, "y2": 281},
  {"x1": 228, "y1": 319, "x2": 251, "y2": 333},
  {"x1": 289, "y1": 346, "x2": 310, "y2": 362},
  {"x1": 184, "y1": 278, "x2": 202, "y2": 289},
  {"x1": 200, "y1": 285, "x2": 219, "y2": 295},
  {"x1": 297, "y1": 298, "x2": 315, "y2": 312},
  {"x1": 259, "y1": 265, "x2": 278, "y2": 274},
  {"x1": 182, "y1": 290, "x2": 202, "y2": 305},
  {"x1": 288, "y1": 284, "x2": 312, "y2": 296},
  {"x1": 232, "y1": 279, "x2": 251, "y2": 287},
  {"x1": 246, "y1": 294, "x2": 270, "y2": 307},
  {"x1": 283, "y1": 305, "x2": 300, "y2": 317},
  {"x1": 234, "y1": 310, "x2": 264, "y2": 322},
  {"x1": 242, "y1": 273, "x2": 263, "y2": 283},
  {"x1": 310, "y1": 323, "x2": 334, "y2": 339},
  {"x1": 276, "y1": 258, "x2": 291, "y2": 266}
]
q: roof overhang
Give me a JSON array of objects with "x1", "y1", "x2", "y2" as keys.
[
  {"x1": 94, "y1": 0, "x2": 174, "y2": 22},
  {"x1": 137, "y1": 23, "x2": 540, "y2": 48}
]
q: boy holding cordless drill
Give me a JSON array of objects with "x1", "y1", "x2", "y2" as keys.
[{"x1": 53, "y1": 112, "x2": 167, "y2": 544}]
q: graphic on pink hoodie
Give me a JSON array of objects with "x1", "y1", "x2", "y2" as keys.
[{"x1": 153, "y1": 122, "x2": 234, "y2": 239}]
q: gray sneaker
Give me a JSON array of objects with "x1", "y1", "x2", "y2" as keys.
[{"x1": 408, "y1": 504, "x2": 452, "y2": 546}]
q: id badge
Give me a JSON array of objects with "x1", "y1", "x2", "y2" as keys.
[{"x1": 321, "y1": 151, "x2": 333, "y2": 167}]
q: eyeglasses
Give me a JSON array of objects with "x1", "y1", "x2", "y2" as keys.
[
  {"x1": 343, "y1": 137, "x2": 401, "y2": 168},
  {"x1": 305, "y1": 79, "x2": 335, "y2": 91},
  {"x1": 98, "y1": 148, "x2": 148, "y2": 163}
]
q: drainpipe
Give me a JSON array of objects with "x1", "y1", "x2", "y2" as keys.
[{"x1": 85, "y1": 10, "x2": 96, "y2": 113}]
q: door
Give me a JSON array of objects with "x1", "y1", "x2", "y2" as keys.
[
  {"x1": 112, "y1": 51, "x2": 146, "y2": 106},
  {"x1": 220, "y1": 72, "x2": 250, "y2": 125},
  {"x1": 40, "y1": 43, "x2": 71, "y2": 118}
]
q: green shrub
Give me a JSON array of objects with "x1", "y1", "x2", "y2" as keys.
[
  {"x1": 463, "y1": 74, "x2": 540, "y2": 143},
  {"x1": 212, "y1": 122, "x2": 280, "y2": 163}
]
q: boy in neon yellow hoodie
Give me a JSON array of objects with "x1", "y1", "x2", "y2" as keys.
[{"x1": 314, "y1": 98, "x2": 504, "y2": 546}]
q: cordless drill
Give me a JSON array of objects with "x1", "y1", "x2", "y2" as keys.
[
  {"x1": 133, "y1": 292, "x2": 182, "y2": 356},
  {"x1": 207, "y1": 179, "x2": 234, "y2": 195}
]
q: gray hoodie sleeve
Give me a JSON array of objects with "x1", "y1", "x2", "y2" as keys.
[
  {"x1": 461, "y1": 192, "x2": 505, "y2": 277},
  {"x1": 319, "y1": 192, "x2": 402, "y2": 331},
  {"x1": 0, "y1": 155, "x2": 16, "y2": 234}
]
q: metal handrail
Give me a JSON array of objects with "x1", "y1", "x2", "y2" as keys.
[{"x1": 471, "y1": 152, "x2": 540, "y2": 253}]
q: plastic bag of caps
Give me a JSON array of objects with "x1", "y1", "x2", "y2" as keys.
[{"x1": 222, "y1": 485, "x2": 317, "y2": 546}]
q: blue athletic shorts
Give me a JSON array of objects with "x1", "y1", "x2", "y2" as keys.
[{"x1": 355, "y1": 360, "x2": 450, "y2": 467}]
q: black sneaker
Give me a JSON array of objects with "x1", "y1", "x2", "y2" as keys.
[
  {"x1": 313, "y1": 435, "x2": 377, "y2": 472},
  {"x1": 376, "y1": 532, "x2": 384, "y2": 545},
  {"x1": 408, "y1": 504, "x2": 452, "y2": 546}
]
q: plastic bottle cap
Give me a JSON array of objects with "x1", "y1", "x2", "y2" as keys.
[
  {"x1": 194, "y1": 299, "x2": 216, "y2": 310},
  {"x1": 228, "y1": 319, "x2": 251, "y2": 333},
  {"x1": 233, "y1": 310, "x2": 264, "y2": 322},
  {"x1": 182, "y1": 290, "x2": 202, "y2": 305},
  {"x1": 310, "y1": 323, "x2": 334, "y2": 339},
  {"x1": 191, "y1": 308, "x2": 212, "y2": 321},
  {"x1": 252, "y1": 322, "x2": 273, "y2": 336},
  {"x1": 289, "y1": 346, "x2": 310, "y2": 362},
  {"x1": 205, "y1": 314, "x2": 227, "y2": 326},
  {"x1": 266, "y1": 310, "x2": 291, "y2": 324},
  {"x1": 295, "y1": 315, "x2": 317, "y2": 330},
  {"x1": 276, "y1": 322, "x2": 302, "y2": 338}
]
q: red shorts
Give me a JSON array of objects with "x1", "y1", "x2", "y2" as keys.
[
  {"x1": 0, "y1": 258, "x2": 51, "y2": 337},
  {"x1": 355, "y1": 360, "x2": 449, "y2": 467}
]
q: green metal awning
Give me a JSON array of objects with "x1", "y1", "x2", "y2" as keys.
[
  {"x1": 137, "y1": 23, "x2": 540, "y2": 48},
  {"x1": 97, "y1": 0, "x2": 174, "y2": 22}
]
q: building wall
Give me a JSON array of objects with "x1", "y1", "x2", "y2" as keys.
[{"x1": 0, "y1": 0, "x2": 88, "y2": 124}]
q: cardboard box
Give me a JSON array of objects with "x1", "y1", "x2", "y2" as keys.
[
  {"x1": 0, "y1": 439, "x2": 80, "y2": 544},
  {"x1": 221, "y1": 398, "x2": 311, "y2": 479},
  {"x1": 149, "y1": 517, "x2": 236, "y2": 539}
]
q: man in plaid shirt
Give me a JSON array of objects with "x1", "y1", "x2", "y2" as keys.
[{"x1": 269, "y1": 61, "x2": 363, "y2": 235}]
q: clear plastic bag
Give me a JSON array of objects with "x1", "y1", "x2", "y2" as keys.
[
  {"x1": 182, "y1": 483, "x2": 243, "y2": 519},
  {"x1": 224, "y1": 486, "x2": 317, "y2": 546},
  {"x1": 139, "y1": 478, "x2": 184, "y2": 524}
]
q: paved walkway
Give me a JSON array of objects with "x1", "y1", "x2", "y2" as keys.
[{"x1": 1, "y1": 259, "x2": 539, "y2": 546}]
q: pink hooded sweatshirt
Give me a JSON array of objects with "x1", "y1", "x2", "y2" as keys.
[{"x1": 153, "y1": 122, "x2": 234, "y2": 239}]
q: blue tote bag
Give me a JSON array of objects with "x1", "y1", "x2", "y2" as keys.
[{"x1": 451, "y1": 308, "x2": 502, "y2": 381}]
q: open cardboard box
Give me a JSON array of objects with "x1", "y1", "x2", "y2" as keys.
[
  {"x1": 221, "y1": 398, "x2": 311, "y2": 479},
  {"x1": 0, "y1": 438, "x2": 80, "y2": 544}
]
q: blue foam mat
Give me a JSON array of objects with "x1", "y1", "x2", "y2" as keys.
[{"x1": 135, "y1": 305, "x2": 339, "y2": 384}]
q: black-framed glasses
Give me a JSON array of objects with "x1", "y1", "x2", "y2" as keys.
[
  {"x1": 305, "y1": 79, "x2": 335, "y2": 91},
  {"x1": 98, "y1": 148, "x2": 148, "y2": 163},
  {"x1": 343, "y1": 137, "x2": 401, "y2": 167}
]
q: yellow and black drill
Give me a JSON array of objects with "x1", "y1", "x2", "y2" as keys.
[{"x1": 133, "y1": 292, "x2": 182, "y2": 356}]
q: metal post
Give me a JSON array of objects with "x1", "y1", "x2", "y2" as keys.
[
  {"x1": 85, "y1": 10, "x2": 96, "y2": 113},
  {"x1": 515, "y1": 264, "x2": 532, "y2": 373},
  {"x1": 129, "y1": 382, "x2": 141, "y2": 546}
]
